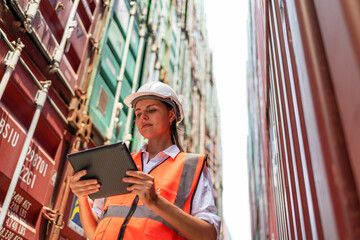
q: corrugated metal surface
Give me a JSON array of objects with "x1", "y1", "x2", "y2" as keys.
[
  {"x1": 7, "y1": 0, "x2": 103, "y2": 91},
  {"x1": 248, "y1": 0, "x2": 360, "y2": 239},
  {"x1": 0, "y1": 25, "x2": 69, "y2": 239},
  {"x1": 313, "y1": 0, "x2": 360, "y2": 201}
]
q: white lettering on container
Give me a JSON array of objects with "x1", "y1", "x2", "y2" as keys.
[{"x1": 0, "y1": 118, "x2": 19, "y2": 147}]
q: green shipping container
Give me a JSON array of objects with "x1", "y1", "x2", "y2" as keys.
[{"x1": 89, "y1": 0, "x2": 140, "y2": 142}]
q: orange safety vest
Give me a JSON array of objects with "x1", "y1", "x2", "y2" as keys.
[{"x1": 93, "y1": 152, "x2": 206, "y2": 240}]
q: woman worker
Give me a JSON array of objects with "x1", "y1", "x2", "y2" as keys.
[{"x1": 70, "y1": 81, "x2": 221, "y2": 240}]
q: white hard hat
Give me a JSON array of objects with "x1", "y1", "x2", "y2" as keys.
[{"x1": 124, "y1": 81, "x2": 184, "y2": 123}]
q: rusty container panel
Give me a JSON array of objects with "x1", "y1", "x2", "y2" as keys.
[
  {"x1": 0, "y1": 105, "x2": 56, "y2": 240},
  {"x1": 313, "y1": 0, "x2": 360, "y2": 200},
  {"x1": 247, "y1": 0, "x2": 278, "y2": 239},
  {"x1": 7, "y1": 0, "x2": 103, "y2": 91},
  {"x1": 248, "y1": 0, "x2": 360, "y2": 239},
  {"x1": 0, "y1": 24, "x2": 70, "y2": 239},
  {"x1": 268, "y1": 1, "x2": 322, "y2": 239}
]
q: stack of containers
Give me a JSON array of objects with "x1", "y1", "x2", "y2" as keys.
[
  {"x1": 247, "y1": 0, "x2": 360, "y2": 239},
  {"x1": 1, "y1": 0, "x2": 224, "y2": 239},
  {"x1": 0, "y1": 0, "x2": 105, "y2": 237}
]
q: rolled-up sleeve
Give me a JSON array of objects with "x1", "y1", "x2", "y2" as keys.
[{"x1": 92, "y1": 198, "x2": 104, "y2": 219}]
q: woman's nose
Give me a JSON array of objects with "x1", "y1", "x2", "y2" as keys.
[{"x1": 141, "y1": 112, "x2": 149, "y2": 120}]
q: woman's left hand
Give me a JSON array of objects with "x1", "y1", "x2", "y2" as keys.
[{"x1": 123, "y1": 171, "x2": 159, "y2": 206}]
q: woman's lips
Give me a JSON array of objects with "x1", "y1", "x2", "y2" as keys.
[{"x1": 141, "y1": 124, "x2": 152, "y2": 129}]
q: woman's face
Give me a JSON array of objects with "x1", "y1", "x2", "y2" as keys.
[{"x1": 134, "y1": 99, "x2": 175, "y2": 140}]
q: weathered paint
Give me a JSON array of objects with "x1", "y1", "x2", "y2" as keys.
[
  {"x1": 313, "y1": 0, "x2": 360, "y2": 201},
  {"x1": 0, "y1": 15, "x2": 71, "y2": 240},
  {"x1": 248, "y1": 0, "x2": 360, "y2": 239},
  {"x1": 7, "y1": 0, "x2": 103, "y2": 92},
  {"x1": 0, "y1": 105, "x2": 56, "y2": 240}
]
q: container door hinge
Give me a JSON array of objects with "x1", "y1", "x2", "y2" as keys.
[
  {"x1": 24, "y1": 0, "x2": 40, "y2": 32},
  {"x1": 34, "y1": 81, "x2": 52, "y2": 107},
  {"x1": 3, "y1": 39, "x2": 24, "y2": 69},
  {"x1": 64, "y1": 21, "x2": 77, "y2": 52},
  {"x1": 52, "y1": 21, "x2": 77, "y2": 69},
  {"x1": 1, "y1": 39, "x2": 24, "y2": 99}
]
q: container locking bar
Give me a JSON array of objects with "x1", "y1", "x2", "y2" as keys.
[
  {"x1": 123, "y1": 9, "x2": 148, "y2": 146},
  {"x1": 105, "y1": 1, "x2": 137, "y2": 144},
  {"x1": 0, "y1": 81, "x2": 52, "y2": 229},
  {"x1": 0, "y1": 39, "x2": 24, "y2": 99},
  {"x1": 51, "y1": 0, "x2": 80, "y2": 70},
  {"x1": 24, "y1": 0, "x2": 41, "y2": 32}
]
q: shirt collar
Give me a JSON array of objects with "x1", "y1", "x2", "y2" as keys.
[{"x1": 139, "y1": 144, "x2": 180, "y2": 160}]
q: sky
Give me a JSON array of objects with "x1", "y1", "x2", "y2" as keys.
[{"x1": 204, "y1": 1, "x2": 251, "y2": 239}]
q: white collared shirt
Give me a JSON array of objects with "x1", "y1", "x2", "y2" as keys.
[{"x1": 93, "y1": 144, "x2": 221, "y2": 237}]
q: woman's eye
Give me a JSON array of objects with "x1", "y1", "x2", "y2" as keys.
[
  {"x1": 136, "y1": 113, "x2": 142, "y2": 118},
  {"x1": 148, "y1": 109, "x2": 156, "y2": 113}
]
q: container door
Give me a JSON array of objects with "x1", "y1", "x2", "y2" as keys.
[
  {"x1": 89, "y1": 0, "x2": 139, "y2": 143},
  {"x1": 0, "y1": 30, "x2": 69, "y2": 239}
]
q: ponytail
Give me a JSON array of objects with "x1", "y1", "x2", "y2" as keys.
[
  {"x1": 164, "y1": 102, "x2": 184, "y2": 152},
  {"x1": 170, "y1": 121, "x2": 184, "y2": 152}
]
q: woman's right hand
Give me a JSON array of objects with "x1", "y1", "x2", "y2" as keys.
[{"x1": 69, "y1": 170, "x2": 100, "y2": 198}]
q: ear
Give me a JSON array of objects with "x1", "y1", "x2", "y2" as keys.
[{"x1": 169, "y1": 109, "x2": 176, "y2": 122}]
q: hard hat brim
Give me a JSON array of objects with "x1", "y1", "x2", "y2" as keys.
[{"x1": 124, "y1": 91, "x2": 184, "y2": 123}]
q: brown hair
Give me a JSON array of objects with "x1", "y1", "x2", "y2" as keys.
[{"x1": 164, "y1": 102, "x2": 184, "y2": 152}]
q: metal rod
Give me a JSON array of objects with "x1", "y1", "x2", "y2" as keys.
[
  {"x1": 123, "y1": 10, "x2": 148, "y2": 146},
  {"x1": 5, "y1": 1, "x2": 75, "y2": 97},
  {"x1": 0, "y1": 81, "x2": 52, "y2": 228},
  {"x1": 51, "y1": 0, "x2": 81, "y2": 69},
  {"x1": 0, "y1": 39, "x2": 24, "y2": 99},
  {"x1": 106, "y1": 1, "x2": 137, "y2": 143},
  {"x1": 23, "y1": 0, "x2": 41, "y2": 32},
  {"x1": 147, "y1": 39, "x2": 158, "y2": 82},
  {"x1": 0, "y1": 30, "x2": 68, "y2": 124},
  {"x1": 0, "y1": 68, "x2": 13, "y2": 99}
]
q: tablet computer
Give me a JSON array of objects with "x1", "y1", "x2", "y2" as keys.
[{"x1": 67, "y1": 142, "x2": 137, "y2": 199}]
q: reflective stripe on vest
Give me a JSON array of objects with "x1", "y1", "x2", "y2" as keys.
[
  {"x1": 94, "y1": 152, "x2": 206, "y2": 240},
  {"x1": 101, "y1": 205, "x2": 181, "y2": 235}
]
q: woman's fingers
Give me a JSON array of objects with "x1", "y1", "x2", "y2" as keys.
[
  {"x1": 124, "y1": 171, "x2": 154, "y2": 185},
  {"x1": 126, "y1": 170, "x2": 154, "y2": 179},
  {"x1": 74, "y1": 187, "x2": 100, "y2": 197},
  {"x1": 72, "y1": 182, "x2": 100, "y2": 192},
  {"x1": 123, "y1": 171, "x2": 159, "y2": 205},
  {"x1": 71, "y1": 183, "x2": 100, "y2": 197},
  {"x1": 72, "y1": 170, "x2": 88, "y2": 181},
  {"x1": 123, "y1": 176, "x2": 153, "y2": 186},
  {"x1": 69, "y1": 170, "x2": 100, "y2": 197}
]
